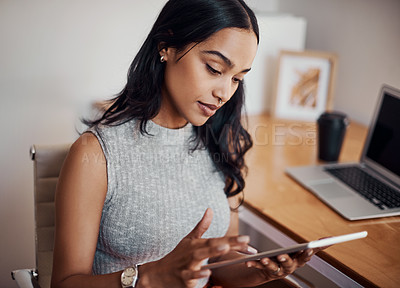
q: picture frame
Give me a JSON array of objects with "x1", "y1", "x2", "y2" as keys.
[{"x1": 272, "y1": 50, "x2": 337, "y2": 121}]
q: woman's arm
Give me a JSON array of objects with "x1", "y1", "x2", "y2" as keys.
[
  {"x1": 209, "y1": 196, "x2": 316, "y2": 287},
  {"x1": 51, "y1": 133, "x2": 124, "y2": 287}
]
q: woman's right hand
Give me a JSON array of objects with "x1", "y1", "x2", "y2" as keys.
[{"x1": 137, "y1": 208, "x2": 250, "y2": 288}]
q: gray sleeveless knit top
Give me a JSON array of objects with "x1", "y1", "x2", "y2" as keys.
[{"x1": 89, "y1": 119, "x2": 231, "y2": 287}]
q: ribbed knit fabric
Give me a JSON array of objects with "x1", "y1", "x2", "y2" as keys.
[{"x1": 88, "y1": 119, "x2": 231, "y2": 287}]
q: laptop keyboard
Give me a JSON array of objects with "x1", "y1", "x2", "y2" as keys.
[{"x1": 325, "y1": 166, "x2": 400, "y2": 210}]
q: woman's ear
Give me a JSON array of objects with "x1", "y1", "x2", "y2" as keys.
[
  {"x1": 159, "y1": 48, "x2": 168, "y2": 62},
  {"x1": 158, "y1": 42, "x2": 168, "y2": 61}
]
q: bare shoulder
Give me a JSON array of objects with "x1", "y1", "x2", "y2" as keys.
[
  {"x1": 57, "y1": 132, "x2": 107, "y2": 203},
  {"x1": 68, "y1": 132, "x2": 105, "y2": 164},
  {"x1": 62, "y1": 132, "x2": 106, "y2": 176}
]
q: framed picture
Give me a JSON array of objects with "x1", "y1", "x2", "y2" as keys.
[{"x1": 272, "y1": 50, "x2": 337, "y2": 121}]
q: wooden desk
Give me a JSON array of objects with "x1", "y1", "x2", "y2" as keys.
[{"x1": 243, "y1": 114, "x2": 400, "y2": 288}]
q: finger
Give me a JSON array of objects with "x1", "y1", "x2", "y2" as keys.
[
  {"x1": 294, "y1": 249, "x2": 314, "y2": 267},
  {"x1": 186, "y1": 208, "x2": 213, "y2": 239},
  {"x1": 246, "y1": 260, "x2": 266, "y2": 269},
  {"x1": 190, "y1": 234, "x2": 250, "y2": 257},
  {"x1": 270, "y1": 265, "x2": 282, "y2": 276},
  {"x1": 237, "y1": 245, "x2": 258, "y2": 255},
  {"x1": 246, "y1": 257, "x2": 272, "y2": 269},
  {"x1": 259, "y1": 258, "x2": 282, "y2": 277},
  {"x1": 201, "y1": 235, "x2": 250, "y2": 249},
  {"x1": 276, "y1": 254, "x2": 295, "y2": 274},
  {"x1": 193, "y1": 238, "x2": 250, "y2": 262},
  {"x1": 193, "y1": 243, "x2": 230, "y2": 261},
  {"x1": 181, "y1": 269, "x2": 211, "y2": 281}
]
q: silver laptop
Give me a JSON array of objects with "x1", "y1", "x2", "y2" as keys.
[{"x1": 286, "y1": 84, "x2": 400, "y2": 220}]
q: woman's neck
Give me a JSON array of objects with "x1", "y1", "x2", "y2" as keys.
[{"x1": 151, "y1": 110, "x2": 188, "y2": 129}]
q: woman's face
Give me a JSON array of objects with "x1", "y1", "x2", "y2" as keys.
[{"x1": 156, "y1": 28, "x2": 258, "y2": 128}]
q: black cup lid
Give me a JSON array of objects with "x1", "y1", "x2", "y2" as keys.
[{"x1": 318, "y1": 111, "x2": 349, "y2": 125}]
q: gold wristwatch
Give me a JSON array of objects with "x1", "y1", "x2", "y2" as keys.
[{"x1": 121, "y1": 265, "x2": 138, "y2": 288}]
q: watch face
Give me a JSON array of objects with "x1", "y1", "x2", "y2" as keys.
[
  {"x1": 121, "y1": 267, "x2": 137, "y2": 287},
  {"x1": 122, "y1": 276, "x2": 133, "y2": 286},
  {"x1": 124, "y1": 267, "x2": 136, "y2": 277}
]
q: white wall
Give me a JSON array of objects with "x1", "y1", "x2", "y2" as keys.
[
  {"x1": 1, "y1": 0, "x2": 399, "y2": 286},
  {"x1": 244, "y1": 15, "x2": 307, "y2": 114},
  {"x1": 249, "y1": 0, "x2": 400, "y2": 125},
  {"x1": 0, "y1": 1, "x2": 166, "y2": 286}
]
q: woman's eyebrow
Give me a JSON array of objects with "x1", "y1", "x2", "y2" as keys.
[
  {"x1": 203, "y1": 50, "x2": 233, "y2": 67},
  {"x1": 202, "y1": 50, "x2": 251, "y2": 73}
]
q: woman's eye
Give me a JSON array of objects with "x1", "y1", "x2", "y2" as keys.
[
  {"x1": 206, "y1": 64, "x2": 221, "y2": 75},
  {"x1": 233, "y1": 77, "x2": 243, "y2": 84}
]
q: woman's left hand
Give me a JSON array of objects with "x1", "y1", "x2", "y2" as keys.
[{"x1": 245, "y1": 248, "x2": 320, "y2": 281}]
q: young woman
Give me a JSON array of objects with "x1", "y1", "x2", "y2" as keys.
[{"x1": 51, "y1": 0, "x2": 321, "y2": 287}]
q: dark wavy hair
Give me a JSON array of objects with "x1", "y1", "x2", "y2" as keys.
[{"x1": 84, "y1": 0, "x2": 259, "y2": 199}]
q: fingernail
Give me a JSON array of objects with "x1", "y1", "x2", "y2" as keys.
[
  {"x1": 247, "y1": 246, "x2": 258, "y2": 254},
  {"x1": 246, "y1": 262, "x2": 252, "y2": 268},
  {"x1": 261, "y1": 258, "x2": 269, "y2": 265},
  {"x1": 237, "y1": 235, "x2": 250, "y2": 243},
  {"x1": 199, "y1": 270, "x2": 211, "y2": 277},
  {"x1": 278, "y1": 257, "x2": 286, "y2": 262},
  {"x1": 217, "y1": 244, "x2": 229, "y2": 251},
  {"x1": 307, "y1": 249, "x2": 313, "y2": 256}
]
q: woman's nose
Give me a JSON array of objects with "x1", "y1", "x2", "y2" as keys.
[{"x1": 213, "y1": 79, "x2": 232, "y2": 103}]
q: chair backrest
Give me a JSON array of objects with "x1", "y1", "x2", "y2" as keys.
[{"x1": 30, "y1": 144, "x2": 71, "y2": 288}]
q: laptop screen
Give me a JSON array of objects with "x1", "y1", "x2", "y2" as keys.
[{"x1": 365, "y1": 91, "x2": 400, "y2": 177}]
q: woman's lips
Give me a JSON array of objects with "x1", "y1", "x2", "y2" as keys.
[{"x1": 197, "y1": 101, "x2": 218, "y2": 117}]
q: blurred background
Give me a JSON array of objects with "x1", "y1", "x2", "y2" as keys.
[{"x1": 1, "y1": 0, "x2": 399, "y2": 286}]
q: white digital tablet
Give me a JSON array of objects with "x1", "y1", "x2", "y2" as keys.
[{"x1": 202, "y1": 231, "x2": 367, "y2": 270}]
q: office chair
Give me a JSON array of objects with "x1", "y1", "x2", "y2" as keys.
[{"x1": 12, "y1": 144, "x2": 71, "y2": 288}]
